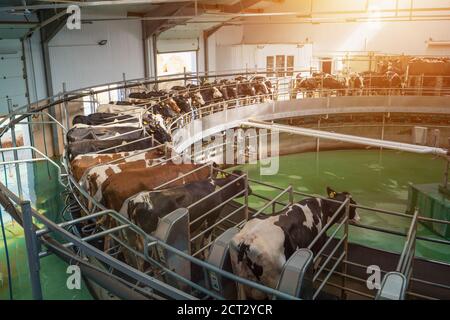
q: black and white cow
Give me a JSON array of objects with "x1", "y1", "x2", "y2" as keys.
[
  {"x1": 67, "y1": 125, "x2": 145, "y2": 143},
  {"x1": 72, "y1": 113, "x2": 138, "y2": 126},
  {"x1": 119, "y1": 170, "x2": 250, "y2": 237},
  {"x1": 229, "y1": 187, "x2": 360, "y2": 299},
  {"x1": 119, "y1": 170, "x2": 251, "y2": 268},
  {"x1": 67, "y1": 138, "x2": 156, "y2": 160},
  {"x1": 172, "y1": 95, "x2": 195, "y2": 114},
  {"x1": 346, "y1": 73, "x2": 364, "y2": 96}
]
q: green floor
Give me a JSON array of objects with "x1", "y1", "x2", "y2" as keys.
[
  {"x1": 233, "y1": 150, "x2": 450, "y2": 264},
  {"x1": 0, "y1": 149, "x2": 448, "y2": 300},
  {"x1": 0, "y1": 161, "x2": 93, "y2": 300}
]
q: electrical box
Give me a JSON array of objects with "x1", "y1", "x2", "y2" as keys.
[{"x1": 412, "y1": 126, "x2": 428, "y2": 145}]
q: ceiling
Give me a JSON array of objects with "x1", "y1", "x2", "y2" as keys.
[
  {"x1": 1, "y1": 1, "x2": 449, "y2": 40},
  {"x1": 0, "y1": 0, "x2": 280, "y2": 39}
]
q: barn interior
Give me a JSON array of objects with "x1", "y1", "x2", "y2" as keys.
[{"x1": 0, "y1": 0, "x2": 449, "y2": 301}]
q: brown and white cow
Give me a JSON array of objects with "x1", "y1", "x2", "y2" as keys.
[
  {"x1": 229, "y1": 187, "x2": 360, "y2": 299},
  {"x1": 71, "y1": 151, "x2": 136, "y2": 181},
  {"x1": 101, "y1": 164, "x2": 213, "y2": 212},
  {"x1": 78, "y1": 149, "x2": 166, "y2": 204}
]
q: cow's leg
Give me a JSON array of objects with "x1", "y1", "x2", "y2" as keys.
[{"x1": 312, "y1": 234, "x2": 327, "y2": 271}]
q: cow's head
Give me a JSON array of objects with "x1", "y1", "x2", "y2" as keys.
[
  {"x1": 212, "y1": 86, "x2": 223, "y2": 99},
  {"x1": 127, "y1": 193, "x2": 159, "y2": 234},
  {"x1": 167, "y1": 98, "x2": 181, "y2": 114},
  {"x1": 326, "y1": 187, "x2": 360, "y2": 223},
  {"x1": 128, "y1": 191, "x2": 186, "y2": 235},
  {"x1": 214, "y1": 170, "x2": 252, "y2": 198},
  {"x1": 192, "y1": 91, "x2": 205, "y2": 106},
  {"x1": 143, "y1": 114, "x2": 172, "y2": 143}
]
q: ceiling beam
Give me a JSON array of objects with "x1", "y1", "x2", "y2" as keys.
[
  {"x1": 141, "y1": 3, "x2": 195, "y2": 39},
  {"x1": 224, "y1": 0, "x2": 265, "y2": 13},
  {"x1": 0, "y1": 0, "x2": 195, "y2": 12}
]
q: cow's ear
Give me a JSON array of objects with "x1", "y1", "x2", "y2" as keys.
[
  {"x1": 173, "y1": 193, "x2": 186, "y2": 206},
  {"x1": 327, "y1": 187, "x2": 337, "y2": 198}
]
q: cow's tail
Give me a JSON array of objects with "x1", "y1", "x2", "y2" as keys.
[{"x1": 229, "y1": 237, "x2": 267, "y2": 300}]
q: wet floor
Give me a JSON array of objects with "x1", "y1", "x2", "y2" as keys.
[{"x1": 0, "y1": 161, "x2": 93, "y2": 300}]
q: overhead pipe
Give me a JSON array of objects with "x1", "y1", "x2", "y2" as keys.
[
  {"x1": 0, "y1": 0, "x2": 196, "y2": 12},
  {"x1": 242, "y1": 119, "x2": 449, "y2": 156}
]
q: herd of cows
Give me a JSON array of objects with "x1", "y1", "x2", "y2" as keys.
[
  {"x1": 295, "y1": 57, "x2": 450, "y2": 98},
  {"x1": 295, "y1": 70, "x2": 404, "y2": 97},
  {"x1": 66, "y1": 74, "x2": 365, "y2": 299}
]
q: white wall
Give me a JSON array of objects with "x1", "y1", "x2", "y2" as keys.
[
  {"x1": 24, "y1": 32, "x2": 47, "y2": 102},
  {"x1": 49, "y1": 20, "x2": 145, "y2": 92},
  {"x1": 208, "y1": 26, "x2": 244, "y2": 72},
  {"x1": 205, "y1": 0, "x2": 450, "y2": 73},
  {"x1": 242, "y1": 20, "x2": 450, "y2": 57}
]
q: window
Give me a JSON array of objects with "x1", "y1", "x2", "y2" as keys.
[
  {"x1": 287, "y1": 56, "x2": 294, "y2": 76},
  {"x1": 266, "y1": 55, "x2": 294, "y2": 77},
  {"x1": 157, "y1": 51, "x2": 197, "y2": 90},
  {"x1": 266, "y1": 56, "x2": 274, "y2": 77}
]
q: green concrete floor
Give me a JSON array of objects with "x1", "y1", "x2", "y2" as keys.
[
  {"x1": 233, "y1": 149, "x2": 450, "y2": 264},
  {"x1": 0, "y1": 161, "x2": 93, "y2": 300}
]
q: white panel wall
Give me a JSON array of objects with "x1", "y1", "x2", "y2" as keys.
[
  {"x1": 157, "y1": 39, "x2": 199, "y2": 53},
  {"x1": 49, "y1": 20, "x2": 144, "y2": 92},
  {"x1": 207, "y1": 26, "x2": 244, "y2": 72},
  {"x1": 24, "y1": 32, "x2": 47, "y2": 102},
  {"x1": 0, "y1": 39, "x2": 26, "y2": 114},
  {"x1": 242, "y1": 20, "x2": 450, "y2": 56},
  {"x1": 214, "y1": 43, "x2": 314, "y2": 73}
]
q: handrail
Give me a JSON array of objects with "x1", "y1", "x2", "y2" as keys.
[{"x1": 0, "y1": 146, "x2": 68, "y2": 187}]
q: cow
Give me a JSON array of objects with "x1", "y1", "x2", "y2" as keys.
[
  {"x1": 346, "y1": 73, "x2": 364, "y2": 96},
  {"x1": 79, "y1": 149, "x2": 166, "y2": 205},
  {"x1": 67, "y1": 126, "x2": 145, "y2": 143},
  {"x1": 100, "y1": 163, "x2": 213, "y2": 212},
  {"x1": 386, "y1": 71, "x2": 403, "y2": 95},
  {"x1": 215, "y1": 81, "x2": 230, "y2": 102},
  {"x1": 185, "y1": 84, "x2": 206, "y2": 107},
  {"x1": 172, "y1": 95, "x2": 195, "y2": 114},
  {"x1": 200, "y1": 84, "x2": 223, "y2": 105},
  {"x1": 152, "y1": 101, "x2": 178, "y2": 120},
  {"x1": 264, "y1": 80, "x2": 274, "y2": 100},
  {"x1": 72, "y1": 113, "x2": 138, "y2": 126},
  {"x1": 143, "y1": 113, "x2": 172, "y2": 143},
  {"x1": 118, "y1": 170, "x2": 251, "y2": 269},
  {"x1": 67, "y1": 137, "x2": 156, "y2": 160},
  {"x1": 219, "y1": 79, "x2": 238, "y2": 103},
  {"x1": 297, "y1": 78, "x2": 317, "y2": 98},
  {"x1": 319, "y1": 74, "x2": 347, "y2": 97},
  {"x1": 250, "y1": 77, "x2": 270, "y2": 102},
  {"x1": 361, "y1": 71, "x2": 390, "y2": 95},
  {"x1": 236, "y1": 79, "x2": 256, "y2": 98},
  {"x1": 229, "y1": 187, "x2": 360, "y2": 299},
  {"x1": 166, "y1": 97, "x2": 182, "y2": 114},
  {"x1": 71, "y1": 151, "x2": 143, "y2": 181}
]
